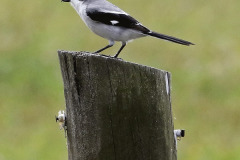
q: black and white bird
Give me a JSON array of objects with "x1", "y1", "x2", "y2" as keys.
[{"x1": 62, "y1": 0, "x2": 194, "y2": 58}]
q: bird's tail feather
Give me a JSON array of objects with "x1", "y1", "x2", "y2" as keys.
[{"x1": 147, "y1": 31, "x2": 194, "y2": 46}]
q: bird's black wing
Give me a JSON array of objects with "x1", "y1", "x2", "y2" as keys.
[{"x1": 86, "y1": 9, "x2": 150, "y2": 33}]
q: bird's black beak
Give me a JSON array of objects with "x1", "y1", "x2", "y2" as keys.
[{"x1": 61, "y1": 0, "x2": 70, "y2": 2}]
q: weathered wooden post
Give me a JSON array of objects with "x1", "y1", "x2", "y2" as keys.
[{"x1": 58, "y1": 50, "x2": 177, "y2": 160}]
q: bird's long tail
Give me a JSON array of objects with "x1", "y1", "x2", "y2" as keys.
[{"x1": 147, "y1": 31, "x2": 194, "y2": 46}]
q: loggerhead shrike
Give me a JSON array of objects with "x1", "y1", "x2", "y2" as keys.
[{"x1": 62, "y1": 0, "x2": 194, "y2": 58}]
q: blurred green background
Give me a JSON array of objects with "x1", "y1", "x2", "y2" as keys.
[{"x1": 1, "y1": 0, "x2": 240, "y2": 159}]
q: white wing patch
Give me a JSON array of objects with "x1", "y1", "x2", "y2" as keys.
[
  {"x1": 110, "y1": 20, "x2": 119, "y2": 25},
  {"x1": 100, "y1": 9, "x2": 128, "y2": 15}
]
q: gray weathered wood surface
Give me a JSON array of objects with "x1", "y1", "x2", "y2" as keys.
[{"x1": 58, "y1": 50, "x2": 176, "y2": 160}]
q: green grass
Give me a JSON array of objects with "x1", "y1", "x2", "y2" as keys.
[{"x1": 1, "y1": 0, "x2": 240, "y2": 159}]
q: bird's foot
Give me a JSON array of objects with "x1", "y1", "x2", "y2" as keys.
[
  {"x1": 111, "y1": 56, "x2": 123, "y2": 60},
  {"x1": 92, "y1": 52, "x2": 100, "y2": 54}
]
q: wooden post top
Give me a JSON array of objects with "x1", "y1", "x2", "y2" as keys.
[{"x1": 58, "y1": 50, "x2": 176, "y2": 160}]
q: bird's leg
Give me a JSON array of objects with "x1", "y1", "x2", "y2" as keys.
[
  {"x1": 113, "y1": 42, "x2": 126, "y2": 58},
  {"x1": 94, "y1": 40, "x2": 115, "y2": 54}
]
